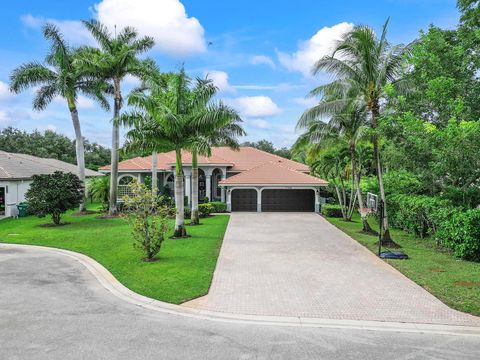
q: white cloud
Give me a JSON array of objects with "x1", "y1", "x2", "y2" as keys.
[
  {"x1": 249, "y1": 55, "x2": 275, "y2": 69},
  {"x1": 52, "y1": 95, "x2": 95, "y2": 109},
  {"x1": 277, "y1": 22, "x2": 354, "y2": 77},
  {"x1": 204, "y1": 70, "x2": 235, "y2": 93},
  {"x1": 225, "y1": 96, "x2": 281, "y2": 117},
  {"x1": 248, "y1": 118, "x2": 270, "y2": 129},
  {"x1": 93, "y1": 0, "x2": 206, "y2": 57},
  {"x1": 77, "y1": 96, "x2": 95, "y2": 109},
  {"x1": 36, "y1": 124, "x2": 58, "y2": 132},
  {"x1": 291, "y1": 97, "x2": 318, "y2": 108},
  {"x1": 0, "y1": 110, "x2": 14, "y2": 127},
  {"x1": 21, "y1": 15, "x2": 94, "y2": 46},
  {"x1": 0, "y1": 81, "x2": 14, "y2": 101},
  {"x1": 21, "y1": 0, "x2": 206, "y2": 57}
]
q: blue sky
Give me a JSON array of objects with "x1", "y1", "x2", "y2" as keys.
[{"x1": 0, "y1": 0, "x2": 459, "y2": 148}]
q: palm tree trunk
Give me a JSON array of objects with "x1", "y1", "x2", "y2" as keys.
[
  {"x1": 108, "y1": 78, "x2": 121, "y2": 216},
  {"x1": 190, "y1": 149, "x2": 199, "y2": 225},
  {"x1": 351, "y1": 146, "x2": 374, "y2": 233},
  {"x1": 68, "y1": 99, "x2": 86, "y2": 212},
  {"x1": 371, "y1": 105, "x2": 395, "y2": 244},
  {"x1": 174, "y1": 149, "x2": 187, "y2": 237},
  {"x1": 151, "y1": 151, "x2": 157, "y2": 194}
]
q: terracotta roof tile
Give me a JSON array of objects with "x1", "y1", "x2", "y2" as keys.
[
  {"x1": 100, "y1": 146, "x2": 310, "y2": 172},
  {"x1": 219, "y1": 160, "x2": 327, "y2": 186}
]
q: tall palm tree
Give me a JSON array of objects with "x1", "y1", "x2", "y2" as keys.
[
  {"x1": 118, "y1": 69, "x2": 242, "y2": 237},
  {"x1": 308, "y1": 19, "x2": 412, "y2": 243},
  {"x1": 298, "y1": 98, "x2": 374, "y2": 231},
  {"x1": 10, "y1": 23, "x2": 110, "y2": 212},
  {"x1": 78, "y1": 20, "x2": 154, "y2": 215},
  {"x1": 188, "y1": 77, "x2": 245, "y2": 225}
]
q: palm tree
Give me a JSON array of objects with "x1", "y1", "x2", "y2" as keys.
[
  {"x1": 188, "y1": 77, "x2": 245, "y2": 225},
  {"x1": 10, "y1": 23, "x2": 110, "y2": 212},
  {"x1": 78, "y1": 20, "x2": 154, "y2": 215},
  {"x1": 308, "y1": 19, "x2": 412, "y2": 243},
  {"x1": 298, "y1": 98, "x2": 374, "y2": 231},
  {"x1": 310, "y1": 141, "x2": 356, "y2": 220},
  {"x1": 118, "y1": 69, "x2": 242, "y2": 237}
]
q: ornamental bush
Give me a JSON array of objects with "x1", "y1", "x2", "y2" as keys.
[
  {"x1": 25, "y1": 171, "x2": 83, "y2": 225},
  {"x1": 321, "y1": 204, "x2": 344, "y2": 218},
  {"x1": 121, "y1": 180, "x2": 174, "y2": 262},
  {"x1": 198, "y1": 203, "x2": 214, "y2": 218},
  {"x1": 436, "y1": 209, "x2": 480, "y2": 261},
  {"x1": 210, "y1": 201, "x2": 227, "y2": 213}
]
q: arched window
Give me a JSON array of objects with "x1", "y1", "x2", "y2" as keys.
[
  {"x1": 118, "y1": 175, "x2": 135, "y2": 197},
  {"x1": 119, "y1": 176, "x2": 135, "y2": 185}
]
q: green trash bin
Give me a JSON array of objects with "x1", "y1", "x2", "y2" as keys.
[{"x1": 17, "y1": 202, "x2": 28, "y2": 217}]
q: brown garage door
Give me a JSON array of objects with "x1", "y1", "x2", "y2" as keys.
[
  {"x1": 231, "y1": 189, "x2": 257, "y2": 211},
  {"x1": 261, "y1": 189, "x2": 315, "y2": 212}
]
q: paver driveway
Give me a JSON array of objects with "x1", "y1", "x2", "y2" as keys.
[{"x1": 184, "y1": 213, "x2": 480, "y2": 326}]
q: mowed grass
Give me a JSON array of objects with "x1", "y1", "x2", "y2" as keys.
[
  {"x1": 0, "y1": 207, "x2": 229, "y2": 304},
  {"x1": 326, "y1": 213, "x2": 480, "y2": 316}
]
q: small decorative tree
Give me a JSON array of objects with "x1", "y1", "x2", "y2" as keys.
[
  {"x1": 25, "y1": 171, "x2": 83, "y2": 225},
  {"x1": 121, "y1": 180, "x2": 174, "y2": 262},
  {"x1": 86, "y1": 175, "x2": 110, "y2": 212}
]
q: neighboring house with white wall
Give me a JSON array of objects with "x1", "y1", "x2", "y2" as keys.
[
  {"x1": 99, "y1": 147, "x2": 328, "y2": 213},
  {"x1": 0, "y1": 151, "x2": 102, "y2": 218}
]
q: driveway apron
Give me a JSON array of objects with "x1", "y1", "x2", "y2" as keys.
[{"x1": 183, "y1": 212, "x2": 480, "y2": 326}]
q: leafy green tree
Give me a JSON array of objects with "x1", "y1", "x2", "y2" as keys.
[
  {"x1": 405, "y1": 26, "x2": 479, "y2": 125},
  {"x1": 121, "y1": 180, "x2": 174, "y2": 261},
  {"x1": 9, "y1": 23, "x2": 110, "y2": 212},
  {"x1": 78, "y1": 20, "x2": 155, "y2": 216},
  {"x1": 308, "y1": 19, "x2": 412, "y2": 243},
  {"x1": 242, "y1": 139, "x2": 292, "y2": 159},
  {"x1": 26, "y1": 171, "x2": 83, "y2": 225},
  {"x1": 0, "y1": 127, "x2": 111, "y2": 171}
]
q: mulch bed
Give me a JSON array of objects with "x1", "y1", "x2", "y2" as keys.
[
  {"x1": 38, "y1": 222, "x2": 71, "y2": 228},
  {"x1": 72, "y1": 210, "x2": 98, "y2": 216}
]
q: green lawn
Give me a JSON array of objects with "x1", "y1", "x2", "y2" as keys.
[
  {"x1": 0, "y1": 208, "x2": 229, "y2": 304},
  {"x1": 326, "y1": 213, "x2": 480, "y2": 316}
]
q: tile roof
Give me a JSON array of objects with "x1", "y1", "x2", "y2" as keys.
[
  {"x1": 219, "y1": 160, "x2": 328, "y2": 186},
  {"x1": 100, "y1": 146, "x2": 309, "y2": 172},
  {"x1": 0, "y1": 151, "x2": 103, "y2": 180}
]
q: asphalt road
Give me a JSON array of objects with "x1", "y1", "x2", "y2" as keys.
[{"x1": 1, "y1": 246, "x2": 479, "y2": 360}]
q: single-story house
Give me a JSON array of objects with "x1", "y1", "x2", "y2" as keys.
[
  {"x1": 99, "y1": 147, "x2": 328, "y2": 213},
  {"x1": 0, "y1": 150, "x2": 103, "y2": 218}
]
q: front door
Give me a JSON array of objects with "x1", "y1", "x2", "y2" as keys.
[{"x1": 0, "y1": 187, "x2": 5, "y2": 216}]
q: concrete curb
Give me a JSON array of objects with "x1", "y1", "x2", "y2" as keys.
[{"x1": 2, "y1": 243, "x2": 480, "y2": 337}]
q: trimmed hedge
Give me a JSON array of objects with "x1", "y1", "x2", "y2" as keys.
[
  {"x1": 210, "y1": 201, "x2": 227, "y2": 213},
  {"x1": 321, "y1": 204, "x2": 344, "y2": 218},
  {"x1": 387, "y1": 193, "x2": 480, "y2": 261},
  {"x1": 435, "y1": 208, "x2": 480, "y2": 261},
  {"x1": 387, "y1": 194, "x2": 452, "y2": 238},
  {"x1": 198, "y1": 203, "x2": 214, "y2": 218}
]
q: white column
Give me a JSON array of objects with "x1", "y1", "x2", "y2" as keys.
[
  {"x1": 185, "y1": 175, "x2": 191, "y2": 207},
  {"x1": 257, "y1": 188, "x2": 262, "y2": 212},
  {"x1": 220, "y1": 173, "x2": 226, "y2": 202},
  {"x1": 205, "y1": 175, "x2": 211, "y2": 201},
  {"x1": 315, "y1": 188, "x2": 320, "y2": 213},
  {"x1": 226, "y1": 188, "x2": 231, "y2": 212}
]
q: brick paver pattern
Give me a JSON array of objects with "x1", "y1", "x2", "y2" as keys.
[{"x1": 183, "y1": 213, "x2": 480, "y2": 326}]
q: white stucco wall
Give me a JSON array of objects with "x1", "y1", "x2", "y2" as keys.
[{"x1": 0, "y1": 180, "x2": 31, "y2": 217}]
